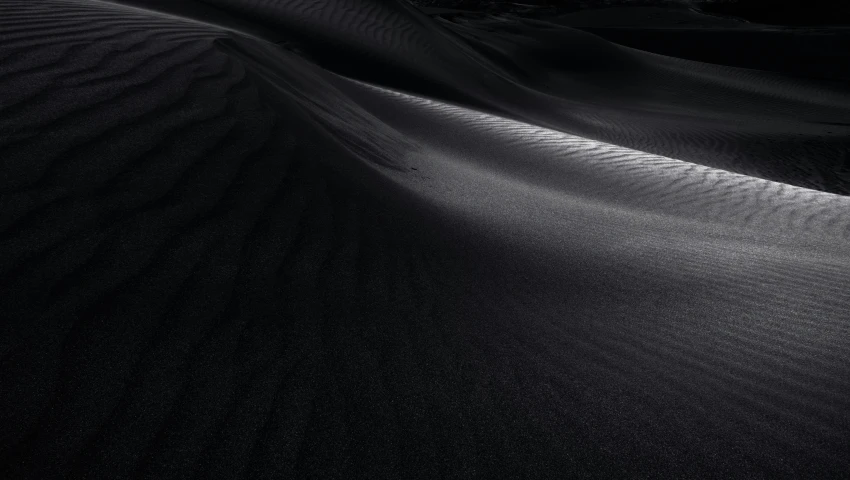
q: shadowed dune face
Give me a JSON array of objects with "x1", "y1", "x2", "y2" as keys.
[
  {"x1": 1, "y1": 0, "x2": 850, "y2": 479},
  {"x1": 129, "y1": 0, "x2": 850, "y2": 194}
]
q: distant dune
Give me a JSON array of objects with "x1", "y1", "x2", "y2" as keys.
[{"x1": 1, "y1": 1, "x2": 849, "y2": 478}]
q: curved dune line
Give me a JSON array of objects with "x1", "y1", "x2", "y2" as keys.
[{"x1": 0, "y1": 1, "x2": 849, "y2": 479}]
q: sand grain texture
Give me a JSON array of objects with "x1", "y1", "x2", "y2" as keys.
[{"x1": 1, "y1": 0, "x2": 849, "y2": 478}]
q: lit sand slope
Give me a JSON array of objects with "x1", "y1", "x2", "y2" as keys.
[
  {"x1": 1, "y1": 1, "x2": 849, "y2": 479},
  {"x1": 115, "y1": 0, "x2": 850, "y2": 193},
  {"x1": 433, "y1": 15, "x2": 850, "y2": 194}
]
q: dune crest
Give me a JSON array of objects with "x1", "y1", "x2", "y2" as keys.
[{"x1": 1, "y1": 1, "x2": 849, "y2": 478}]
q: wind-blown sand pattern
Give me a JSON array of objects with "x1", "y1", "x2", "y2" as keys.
[{"x1": 1, "y1": 0, "x2": 849, "y2": 478}]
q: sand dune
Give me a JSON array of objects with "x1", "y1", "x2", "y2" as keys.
[{"x1": 1, "y1": 0, "x2": 849, "y2": 478}]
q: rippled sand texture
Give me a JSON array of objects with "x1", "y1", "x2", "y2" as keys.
[{"x1": 1, "y1": 1, "x2": 849, "y2": 478}]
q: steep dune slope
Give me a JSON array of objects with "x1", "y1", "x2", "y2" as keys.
[
  {"x1": 106, "y1": 0, "x2": 850, "y2": 193},
  {"x1": 1, "y1": 1, "x2": 849, "y2": 478}
]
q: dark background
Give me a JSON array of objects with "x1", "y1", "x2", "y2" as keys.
[{"x1": 409, "y1": 0, "x2": 850, "y2": 25}]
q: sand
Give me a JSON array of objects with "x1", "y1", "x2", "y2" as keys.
[{"x1": 1, "y1": 0, "x2": 849, "y2": 478}]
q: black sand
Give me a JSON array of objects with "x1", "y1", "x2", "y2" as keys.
[{"x1": 1, "y1": 0, "x2": 849, "y2": 478}]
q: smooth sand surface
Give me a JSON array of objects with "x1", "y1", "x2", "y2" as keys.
[{"x1": 1, "y1": 1, "x2": 849, "y2": 478}]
